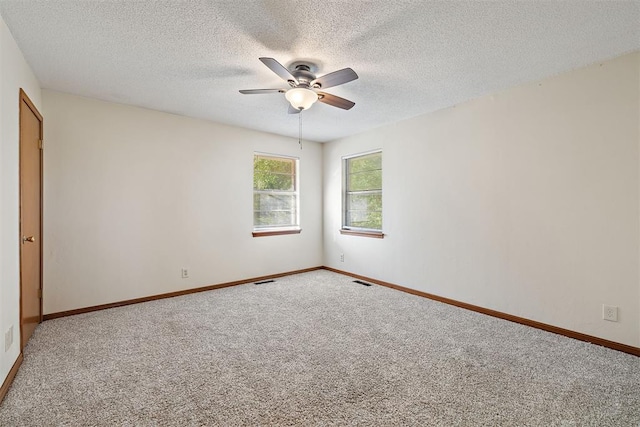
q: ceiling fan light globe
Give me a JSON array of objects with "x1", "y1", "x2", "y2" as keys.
[{"x1": 285, "y1": 88, "x2": 318, "y2": 111}]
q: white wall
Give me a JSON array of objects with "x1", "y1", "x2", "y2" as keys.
[
  {"x1": 324, "y1": 52, "x2": 640, "y2": 347},
  {"x1": 0, "y1": 16, "x2": 41, "y2": 384},
  {"x1": 42, "y1": 90, "x2": 323, "y2": 314}
]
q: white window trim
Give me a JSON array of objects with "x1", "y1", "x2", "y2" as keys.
[
  {"x1": 253, "y1": 152, "x2": 301, "y2": 234},
  {"x1": 342, "y1": 149, "x2": 383, "y2": 234}
]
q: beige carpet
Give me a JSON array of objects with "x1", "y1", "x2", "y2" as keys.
[{"x1": 1, "y1": 269, "x2": 639, "y2": 426}]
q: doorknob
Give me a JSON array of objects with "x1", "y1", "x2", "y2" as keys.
[{"x1": 22, "y1": 236, "x2": 35, "y2": 243}]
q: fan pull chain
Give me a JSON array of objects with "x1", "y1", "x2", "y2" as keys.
[{"x1": 299, "y1": 109, "x2": 303, "y2": 150}]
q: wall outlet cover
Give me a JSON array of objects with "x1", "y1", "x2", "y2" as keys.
[{"x1": 602, "y1": 305, "x2": 618, "y2": 322}]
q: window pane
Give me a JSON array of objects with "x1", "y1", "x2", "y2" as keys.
[
  {"x1": 254, "y1": 156, "x2": 293, "y2": 173},
  {"x1": 346, "y1": 210, "x2": 382, "y2": 230},
  {"x1": 254, "y1": 210, "x2": 296, "y2": 227},
  {"x1": 347, "y1": 193, "x2": 382, "y2": 212},
  {"x1": 348, "y1": 153, "x2": 381, "y2": 173},
  {"x1": 266, "y1": 157, "x2": 293, "y2": 173},
  {"x1": 254, "y1": 172, "x2": 294, "y2": 191},
  {"x1": 254, "y1": 193, "x2": 296, "y2": 211},
  {"x1": 348, "y1": 169, "x2": 381, "y2": 191},
  {"x1": 345, "y1": 192, "x2": 382, "y2": 230},
  {"x1": 254, "y1": 156, "x2": 295, "y2": 191}
]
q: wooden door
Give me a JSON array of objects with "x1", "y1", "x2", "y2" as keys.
[{"x1": 19, "y1": 89, "x2": 43, "y2": 349}]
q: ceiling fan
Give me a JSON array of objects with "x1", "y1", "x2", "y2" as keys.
[{"x1": 239, "y1": 57, "x2": 358, "y2": 114}]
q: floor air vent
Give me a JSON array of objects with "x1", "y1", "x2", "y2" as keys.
[
  {"x1": 254, "y1": 279, "x2": 275, "y2": 285},
  {"x1": 353, "y1": 280, "x2": 372, "y2": 287}
]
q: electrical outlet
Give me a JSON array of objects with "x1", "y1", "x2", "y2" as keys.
[
  {"x1": 340, "y1": 253, "x2": 344, "y2": 262},
  {"x1": 4, "y1": 326, "x2": 13, "y2": 352},
  {"x1": 181, "y1": 268, "x2": 189, "y2": 279},
  {"x1": 602, "y1": 305, "x2": 618, "y2": 322}
]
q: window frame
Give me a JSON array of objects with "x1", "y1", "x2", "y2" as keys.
[
  {"x1": 252, "y1": 152, "x2": 301, "y2": 237},
  {"x1": 341, "y1": 150, "x2": 384, "y2": 238}
]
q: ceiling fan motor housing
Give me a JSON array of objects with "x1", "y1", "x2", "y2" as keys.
[{"x1": 291, "y1": 64, "x2": 317, "y2": 88}]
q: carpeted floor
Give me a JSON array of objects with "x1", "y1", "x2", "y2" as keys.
[{"x1": 1, "y1": 269, "x2": 639, "y2": 426}]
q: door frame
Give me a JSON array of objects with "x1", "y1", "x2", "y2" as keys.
[{"x1": 18, "y1": 88, "x2": 44, "y2": 350}]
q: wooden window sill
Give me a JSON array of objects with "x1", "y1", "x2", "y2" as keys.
[
  {"x1": 252, "y1": 229, "x2": 301, "y2": 237},
  {"x1": 340, "y1": 229, "x2": 384, "y2": 239}
]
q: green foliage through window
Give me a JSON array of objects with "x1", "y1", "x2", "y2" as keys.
[
  {"x1": 254, "y1": 154, "x2": 299, "y2": 229},
  {"x1": 344, "y1": 152, "x2": 382, "y2": 230}
]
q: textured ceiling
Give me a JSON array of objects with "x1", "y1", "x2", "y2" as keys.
[{"x1": 0, "y1": 1, "x2": 639, "y2": 142}]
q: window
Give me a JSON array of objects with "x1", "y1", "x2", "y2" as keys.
[
  {"x1": 253, "y1": 153, "x2": 300, "y2": 236},
  {"x1": 342, "y1": 151, "x2": 383, "y2": 236}
]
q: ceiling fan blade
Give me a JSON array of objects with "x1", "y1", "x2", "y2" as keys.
[
  {"x1": 259, "y1": 57, "x2": 298, "y2": 85},
  {"x1": 311, "y1": 68, "x2": 358, "y2": 89},
  {"x1": 317, "y1": 92, "x2": 355, "y2": 110},
  {"x1": 288, "y1": 104, "x2": 301, "y2": 114},
  {"x1": 239, "y1": 89, "x2": 285, "y2": 94}
]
